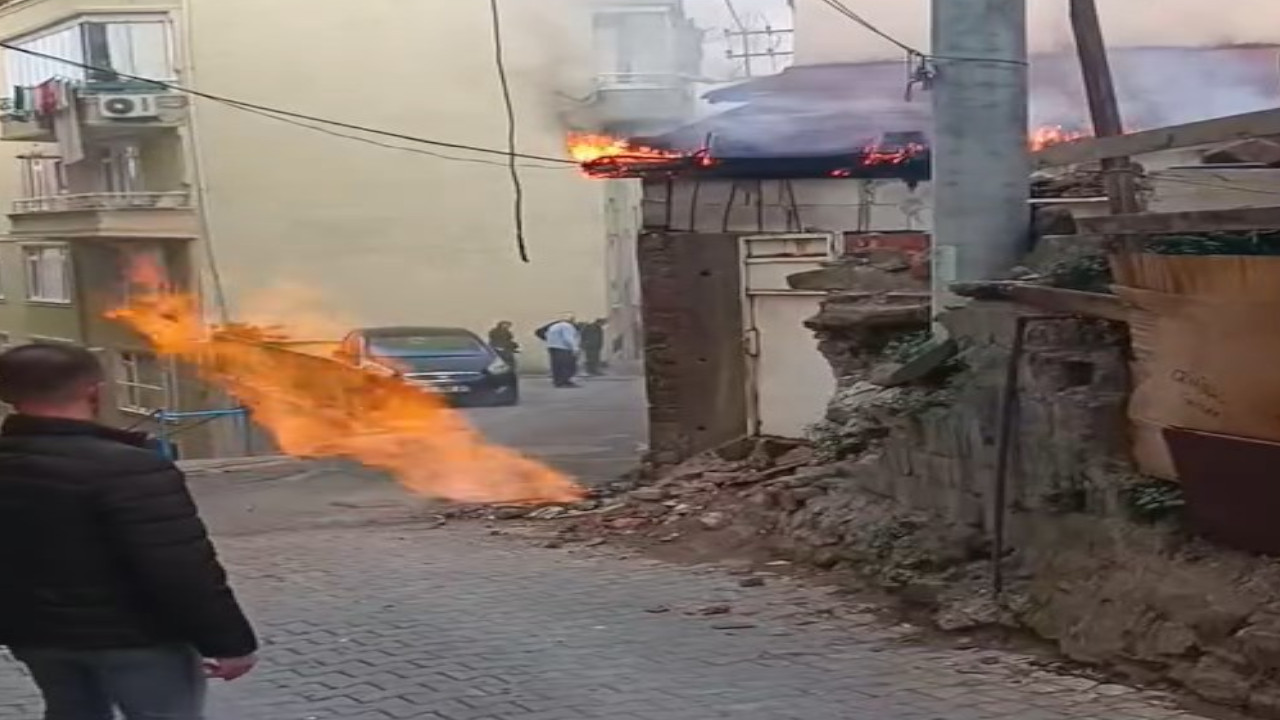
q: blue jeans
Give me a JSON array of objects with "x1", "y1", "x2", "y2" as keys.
[{"x1": 14, "y1": 645, "x2": 206, "y2": 720}]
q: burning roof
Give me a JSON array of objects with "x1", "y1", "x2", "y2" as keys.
[
  {"x1": 568, "y1": 129, "x2": 930, "y2": 181},
  {"x1": 571, "y1": 44, "x2": 1278, "y2": 182}
]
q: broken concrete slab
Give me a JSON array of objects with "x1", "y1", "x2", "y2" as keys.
[{"x1": 869, "y1": 338, "x2": 958, "y2": 388}]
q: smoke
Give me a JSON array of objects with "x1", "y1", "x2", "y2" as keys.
[
  {"x1": 790, "y1": 1, "x2": 1280, "y2": 131},
  {"x1": 798, "y1": 0, "x2": 1280, "y2": 64}
]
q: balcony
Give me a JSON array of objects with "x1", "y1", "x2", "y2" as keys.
[
  {"x1": 1, "y1": 87, "x2": 189, "y2": 143},
  {"x1": 9, "y1": 191, "x2": 198, "y2": 240}
]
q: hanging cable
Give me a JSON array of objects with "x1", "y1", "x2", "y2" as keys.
[
  {"x1": 815, "y1": 0, "x2": 1028, "y2": 68},
  {"x1": 230, "y1": 101, "x2": 569, "y2": 171},
  {"x1": 487, "y1": 0, "x2": 530, "y2": 263},
  {"x1": 0, "y1": 42, "x2": 578, "y2": 166}
]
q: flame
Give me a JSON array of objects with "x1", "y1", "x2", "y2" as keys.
[
  {"x1": 861, "y1": 142, "x2": 928, "y2": 167},
  {"x1": 1031, "y1": 125, "x2": 1088, "y2": 152},
  {"x1": 108, "y1": 262, "x2": 583, "y2": 505},
  {"x1": 566, "y1": 132, "x2": 682, "y2": 164}
]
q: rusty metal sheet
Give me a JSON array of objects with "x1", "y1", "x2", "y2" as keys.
[{"x1": 1165, "y1": 426, "x2": 1280, "y2": 555}]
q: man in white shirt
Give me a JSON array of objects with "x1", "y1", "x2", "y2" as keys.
[{"x1": 542, "y1": 314, "x2": 581, "y2": 388}]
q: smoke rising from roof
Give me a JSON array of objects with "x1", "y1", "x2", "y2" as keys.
[{"x1": 796, "y1": 0, "x2": 1280, "y2": 65}]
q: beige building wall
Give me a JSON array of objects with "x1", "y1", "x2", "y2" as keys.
[{"x1": 183, "y1": 0, "x2": 609, "y2": 371}]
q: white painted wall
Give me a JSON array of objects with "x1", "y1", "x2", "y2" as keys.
[{"x1": 644, "y1": 177, "x2": 932, "y2": 234}]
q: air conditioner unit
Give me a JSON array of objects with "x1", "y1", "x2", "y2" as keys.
[{"x1": 98, "y1": 95, "x2": 161, "y2": 120}]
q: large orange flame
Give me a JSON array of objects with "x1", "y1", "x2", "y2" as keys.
[{"x1": 108, "y1": 263, "x2": 583, "y2": 505}]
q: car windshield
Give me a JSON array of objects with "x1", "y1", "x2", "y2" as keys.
[{"x1": 369, "y1": 333, "x2": 485, "y2": 357}]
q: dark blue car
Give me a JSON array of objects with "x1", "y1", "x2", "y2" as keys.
[{"x1": 335, "y1": 326, "x2": 519, "y2": 407}]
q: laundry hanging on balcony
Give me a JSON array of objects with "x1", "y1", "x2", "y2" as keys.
[{"x1": 32, "y1": 78, "x2": 84, "y2": 165}]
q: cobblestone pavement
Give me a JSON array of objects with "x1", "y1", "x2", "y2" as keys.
[{"x1": 0, "y1": 519, "x2": 1217, "y2": 720}]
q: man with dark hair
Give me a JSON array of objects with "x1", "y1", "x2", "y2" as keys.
[{"x1": 0, "y1": 343, "x2": 258, "y2": 720}]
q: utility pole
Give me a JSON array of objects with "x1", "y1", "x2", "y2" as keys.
[
  {"x1": 1069, "y1": 0, "x2": 1141, "y2": 219},
  {"x1": 725, "y1": 27, "x2": 795, "y2": 77},
  {"x1": 930, "y1": 0, "x2": 1030, "y2": 315}
]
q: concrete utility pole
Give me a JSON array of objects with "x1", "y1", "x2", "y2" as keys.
[{"x1": 930, "y1": 0, "x2": 1030, "y2": 313}]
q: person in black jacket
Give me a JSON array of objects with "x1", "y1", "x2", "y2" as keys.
[
  {"x1": 579, "y1": 318, "x2": 607, "y2": 377},
  {"x1": 0, "y1": 343, "x2": 258, "y2": 720},
  {"x1": 487, "y1": 320, "x2": 519, "y2": 370}
]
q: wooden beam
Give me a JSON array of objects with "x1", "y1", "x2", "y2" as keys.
[
  {"x1": 951, "y1": 281, "x2": 1129, "y2": 322},
  {"x1": 1077, "y1": 205, "x2": 1280, "y2": 235},
  {"x1": 1034, "y1": 108, "x2": 1280, "y2": 169},
  {"x1": 1007, "y1": 285, "x2": 1128, "y2": 322},
  {"x1": 1069, "y1": 0, "x2": 1140, "y2": 216}
]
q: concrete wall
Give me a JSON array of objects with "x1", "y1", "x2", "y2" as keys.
[
  {"x1": 642, "y1": 177, "x2": 931, "y2": 234},
  {"x1": 638, "y1": 231, "x2": 746, "y2": 464},
  {"x1": 753, "y1": 294, "x2": 1280, "y2": 716},
  {"x1": 184, "y1": 0, "x2": 609, "y2": 372},
  {"x1": 603, "y1": 179, "x2": 644, "y2": 371}
]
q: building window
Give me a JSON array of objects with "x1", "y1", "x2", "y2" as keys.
[
  {"x1": 18, "y1": 155, "x2": 67, "y2": 199},
  {"x1": 117, "y1": 350, "x2": 167, "y2": 414},
  {"x1": 594, "y1": 9, "x2": 677, "y2": 83},
  {"x1": 4, "y1": 14, "x2": 174, "y2": 89},
  {"x1": 23, "y1": 246, "x2": 72, "y2": 303}
]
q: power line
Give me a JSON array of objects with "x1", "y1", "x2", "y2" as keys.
[
  {"x1": 722, "y1": 0, "x2": 748, "y2": 31},
  {"x1": 815, "y1": 0, "x2": 915, "y2": 55},
  {"x1": 0, "y1": 42, "x2": 579, "y2": 167},
  {"x1": 488, "y1": 0, "x2": 531, "y2": 263},
  {"x1": 815, "y1": 0, "x2": 1028, "y2": 67},
  {"x1": 230, "y1": 101, "x2": 569, "y2": 171}
]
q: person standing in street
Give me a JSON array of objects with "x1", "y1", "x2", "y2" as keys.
[
  {"x1": 487, "y1": 320, "x2": 520, "y2": 371},
  {"x1": 0, "y1": 343, "x2": 259, "y2": 720},
  {"x1": 541, "y1": 314, "x2": 581, "y2": 388},
  {"x1": 580, "y1": 318, "x2": 607, "y2": 377}
]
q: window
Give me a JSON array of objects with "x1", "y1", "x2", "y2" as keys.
[
  {"x1": 100, "y1": 144, "x2": 142, "y2": 194},
  {"x1": 23, "y1": 246, "x2": 71, "y2": 303},
  {"x1": 18, "y1": 155, "x2": 67, "y2": 199},
  {"x1": 117, "y1": 350, "x2": 167, "y2": 413},
  {"x1": 114, "y1": 245, "x2": 169, "y2": 307},
  {"x1": 594, "y1": 9, "x2": 676, "y2": 82},
  {"x1": 4, "y1": 15, "x2": 173, "y2": 89},
  {"x1": 0, "y1": 333, "x2": 11, "y2": 350}
]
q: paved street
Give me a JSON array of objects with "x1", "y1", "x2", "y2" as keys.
[
  {"x1": 0, "y1": 378, "x2": 1220, "y2": 720},
  {"x1": 465, "y1": 376, "x2": 647, "y2": 486}
]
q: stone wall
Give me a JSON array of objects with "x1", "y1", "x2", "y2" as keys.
[{"x1": 766, "y1": 295, "x2": 1280, "y2": 717}]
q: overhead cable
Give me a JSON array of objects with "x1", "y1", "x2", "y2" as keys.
[
  {"x1": 815, "y1": 0, "x2": 1028, "y2": 67},
  {"x1": 487, "y1": 0, "x2": 531, "y2": 263},
  {"x1": 0, "y1": 42, "x2": 579, "y2": 166}
]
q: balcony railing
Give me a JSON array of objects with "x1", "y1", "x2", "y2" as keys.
[
  {"x1": 596, "y1": 72, "x2": 692, "y2": 90},
  {"x1": 12, "y1": 191, "x2": 192, "y2": 214}
]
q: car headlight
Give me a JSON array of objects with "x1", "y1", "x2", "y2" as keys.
[{"x1": 487, "y1": 358, "x2": 512, "y2": 375}]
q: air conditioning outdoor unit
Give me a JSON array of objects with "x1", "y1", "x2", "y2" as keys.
[{"x1": 98, "y1": 95, "x2": 161, "y2": 120}]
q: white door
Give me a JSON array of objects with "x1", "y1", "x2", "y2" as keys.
[{"x1": 742, "y1": 234, "x2": 837, "y2": 439}]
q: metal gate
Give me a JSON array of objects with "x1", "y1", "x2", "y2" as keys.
[{"x1": 741, "y1": 234, "x2": 836, "y2": 439}]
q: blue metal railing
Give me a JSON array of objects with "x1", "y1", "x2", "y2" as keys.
[{"x1": 152, "y1": 407, "x2": 253, "y2": 460}]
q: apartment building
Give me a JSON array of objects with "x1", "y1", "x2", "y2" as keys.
[{"x1": 0, "y1": 0, "x2": 701, "y2": 457}]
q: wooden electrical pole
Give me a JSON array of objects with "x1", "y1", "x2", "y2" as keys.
[{"x1": 1069, "y1": 0, "x2": 1141, "y2": 217}]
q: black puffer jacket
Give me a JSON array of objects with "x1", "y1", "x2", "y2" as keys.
[{"x1": 0, "y1": 415, "x2": 258, "y2": 658}]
